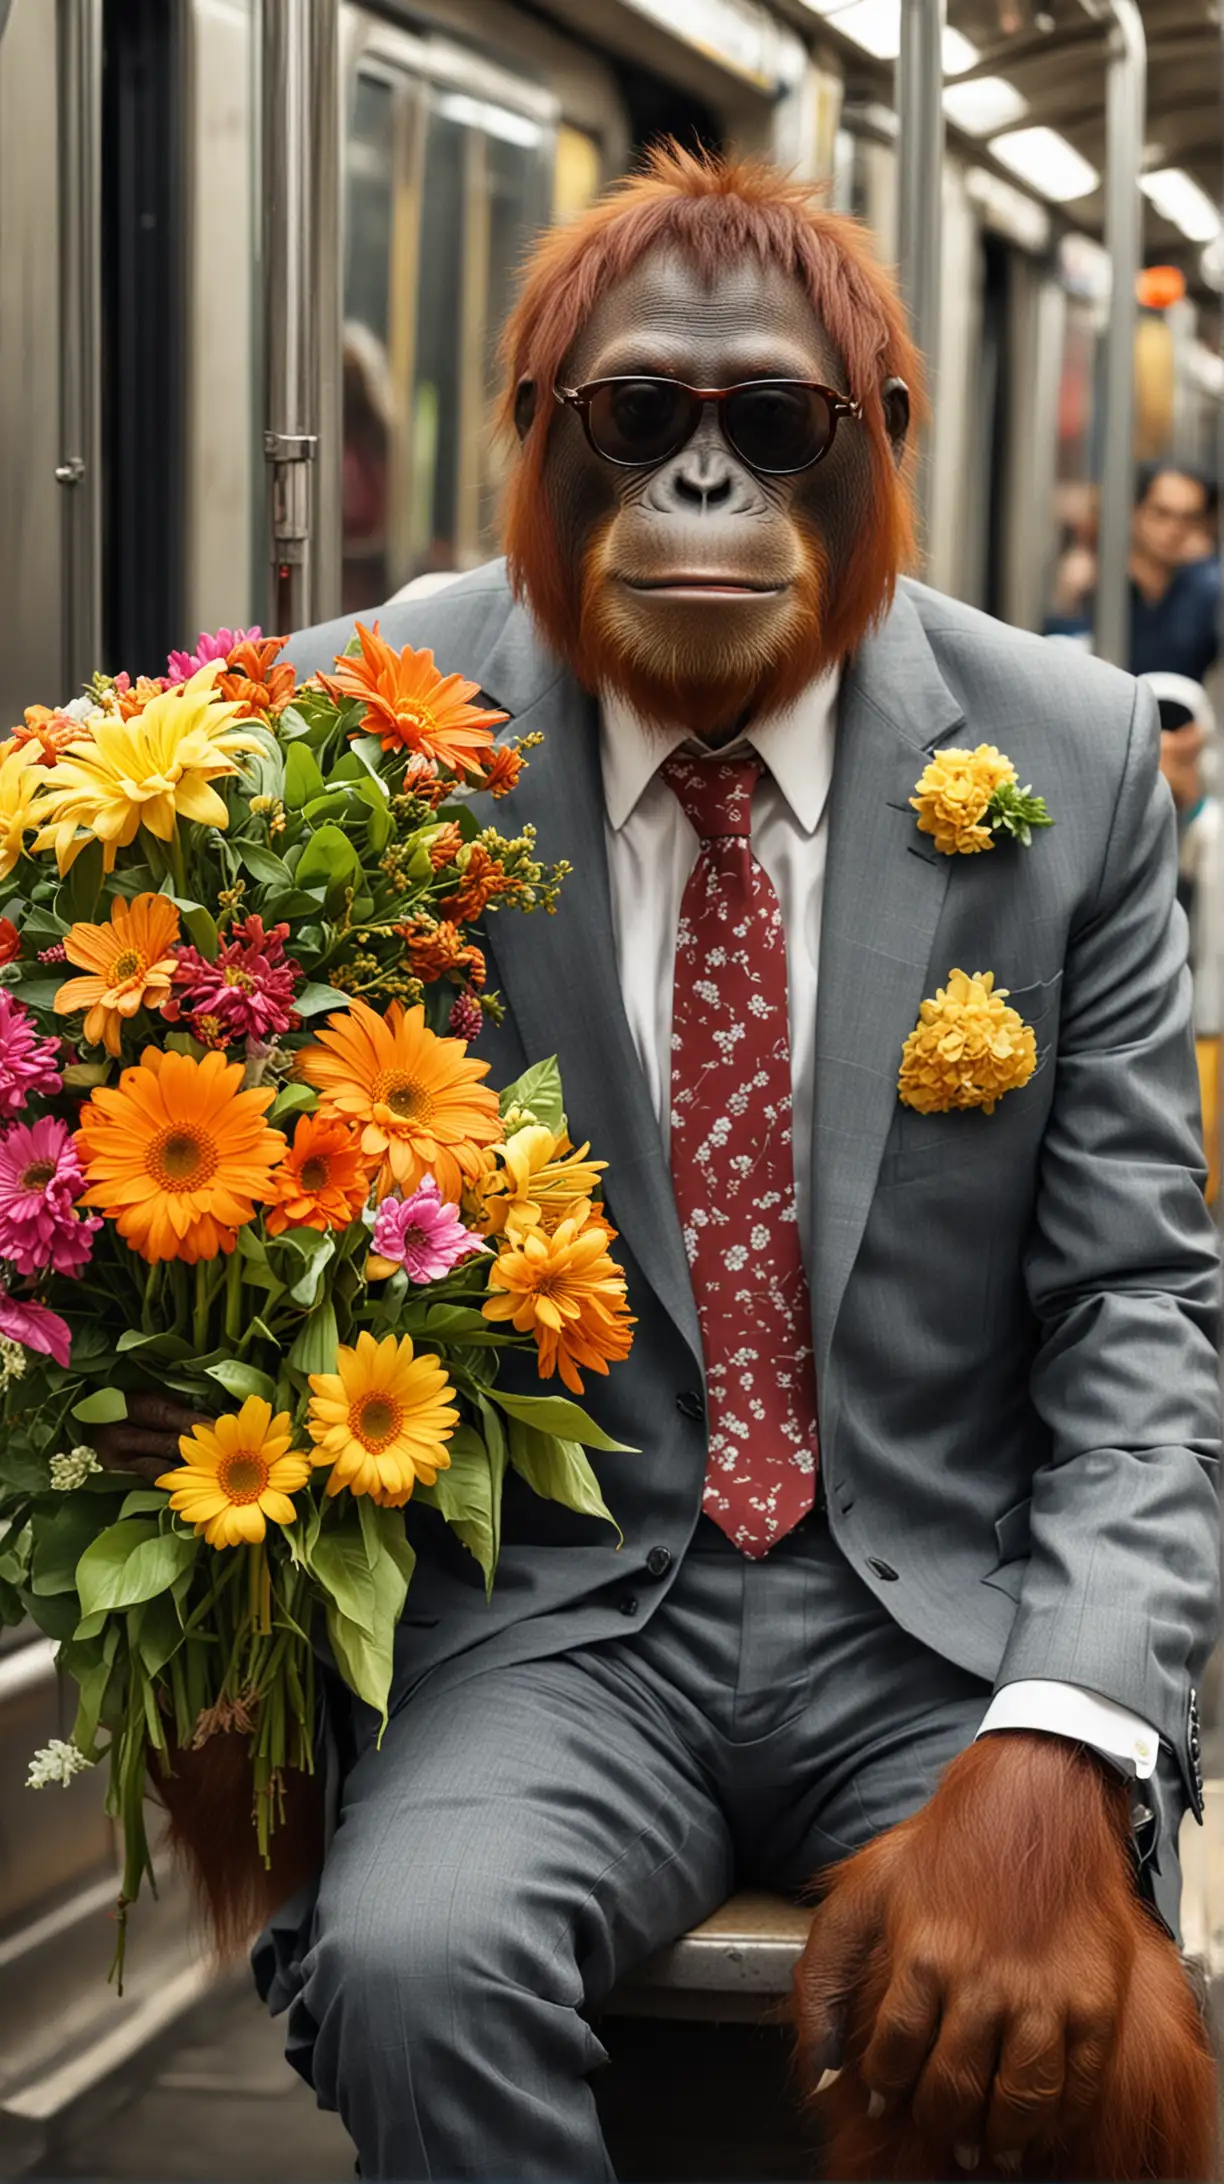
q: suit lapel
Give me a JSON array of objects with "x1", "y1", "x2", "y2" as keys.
[
  {"x1": 811, "y1": 586, "x2": 967, "y2": 1379},
  {"x1": 473, "y1": 612, "x2": 703, "y2": 1369}
]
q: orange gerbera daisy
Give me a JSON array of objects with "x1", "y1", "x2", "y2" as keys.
[
  {"x1": 483, "y1": 1201, "x2": 635, "y2": 1394},
  {"x1": 54, "y1": 893, "x2": 181, "y2": 1057},
  {"x1": 318, "y1": 623, "x2": 507, "y2": 775},
  {"x1": 75, "y1": 1046, "x2": 284, "y2": 1262},
  {"x1": 264, "y1": 1111, "x2": 370, "y2": 1235},
  {"x1": 297, "y1": 998, "x2": 502, "y2": 1201}
]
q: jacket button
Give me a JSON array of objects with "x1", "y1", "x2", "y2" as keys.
[
  {"x1": 646, "y1": 1546, "x2": 673, "y2": 1580},
  {"x1": 619, "y1": 1594, "x2": 639, "y2": 1616},
  {"x1": 867, "y1": 1557, "x2": 899, "y2": 1582},
  {"x1": 676, "y1": 1390, "x2": 704, "y2": 1422}
]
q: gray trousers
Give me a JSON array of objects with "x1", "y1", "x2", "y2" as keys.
[{"x1": 268, "y1": 1516, "x2": 991, "y2": 2180}]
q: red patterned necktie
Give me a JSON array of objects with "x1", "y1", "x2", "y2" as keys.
[{"x1": 662, "y1": 752, "x2": 819, "y2": 1557}]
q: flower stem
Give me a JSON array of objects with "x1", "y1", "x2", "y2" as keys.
[
  {"x1": 193, "y1": 1262, "x2": 210, "y2": 1354},
  {"x1": 224, "y1": 1250, "x2": 244, "y2": 1344},
  {"x1": 169, "y1": 828, "x2": 188, "y2": 900}
]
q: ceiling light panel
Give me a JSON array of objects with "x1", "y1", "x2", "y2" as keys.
[
  {"x1": 1140, "y1": 169, "x2": 1221, "y2": 244},
  {"x1": 988, "y1": 126, "x2": 1099, "y2": 203},
  {"x1": 798, "y1": 0, "x2": 979, "y2": 72},
  {"x1": 943, "y1": 76, "x2": 1028, "y2": 135}
]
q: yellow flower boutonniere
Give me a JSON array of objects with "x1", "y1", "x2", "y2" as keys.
[
  {"x1": 898, "y1": 969, "x2": 1037, "y2": 1114},
  {"x1": 911, "y1": 744, "x2": 1053, "y2": 856}
]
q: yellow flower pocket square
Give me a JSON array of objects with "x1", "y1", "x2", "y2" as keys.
[
  {"x1": 898, "y1": 969, "x2": 1037, "y2": 1114},
  {"x1": 911, "y1": 744, "x2": 1052, "y2": 855}
]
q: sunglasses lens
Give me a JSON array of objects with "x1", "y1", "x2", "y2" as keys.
[
  {"x1": 725, "y1": 383, "x2": 833, "y2": 473},
  {"x1": 586, "y1": 379, "x2": 698, "y2": 466}
]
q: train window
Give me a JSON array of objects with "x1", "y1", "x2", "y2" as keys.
[{"x1": 340, "y1": 16, "x2": 557, "y2": 607}]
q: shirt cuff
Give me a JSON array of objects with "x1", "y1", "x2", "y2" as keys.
[{"x1": 976, "y1": 1679, "x2": 1159, "y2": 1779}]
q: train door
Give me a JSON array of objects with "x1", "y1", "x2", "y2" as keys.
[{"x1": 340, "y1": 10, "x2": 558, "y2": 613}]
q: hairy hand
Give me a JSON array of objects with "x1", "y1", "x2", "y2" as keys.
[
  {"x1": 794, "y1": 1732, "x2": 1215, "y2": 2177},
  {"x1": 92, "y1": 1393, "x2": 208, "y2": 1485}
]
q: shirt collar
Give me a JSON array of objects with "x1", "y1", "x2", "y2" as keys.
[{"x1": 600, "y1": 669, "x2": 840, "y2": 837}]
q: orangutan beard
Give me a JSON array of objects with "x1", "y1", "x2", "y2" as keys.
[{"x1": 570, "y1": 516, "x2": 839, "y2": 739}]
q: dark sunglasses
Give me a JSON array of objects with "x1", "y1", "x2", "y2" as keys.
[{"x1": 552, "y1": 374, "x2": 863, "y2": 476}]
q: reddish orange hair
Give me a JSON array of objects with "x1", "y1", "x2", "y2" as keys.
[{"x1": 499, "y1": 142, "x2": 924, "y2": 680}]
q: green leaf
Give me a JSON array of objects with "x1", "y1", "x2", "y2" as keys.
[
  {"x1": 508, "y1": 1419, "x2": 620, "y2": 1539},
  {"x1": 72, "y1": 1608, "x2": 108, "y2": 1641},
  {"x1": 57, "y1": 837, "x2": 105, "y2": 925},
  {"x1": 239, "y1": 841, "x2": 295, "y2": 889},
  {"x1": 116, "y1": 1330, "x2": 194, "y2": 1360},
  {"x1": 289, "y1": 1300, "x2": 338, "y2": 1376},
  {"x1": 292, "y1": 982, "x2": 350, "y2": 1017},
  {"x1": 303, "y1": 792, "x2": 355, "y2": 825},
  {"x1": 268, "y1": 1082, "x2": 317, "y2": 1125},
  {"x1": 296, "y1": 825, "x2": 360, "y2": 899},
  {"x1": 32, "y1": 1500, "x2": 118, "y2": 1596},
  {"x1": 489, "y1": 1388, "x2": 633, "y2": 1453},
  {"x1": 134, "y1": 1589, "x2": 183, "y2": 1678},
  {"x1": 71, "y1": 1651, "x2": 115, "y2": 1756},
  {"x1": 13, "y1": 975, "x2": 71, "y2": 1012},
  {"x1": 498, "y1": 1057, "x2": 564, "y2": 1133},
  {"x1": 72, "y1": 1387, "x2": 128, "y2": 1426},
  {"x1": 310, "y1": 1526, "x2": 379, "y2": 1636},
  {"x1": 180, "y1": 903, "x2": 220, "y2": 961},
  {"x1": 119, "y1": 1490, "x2": 170, "y2": 1519},
  {"x1": 322, "y1": 1522, "x2": 413, "y2": 1726},
  {"x1": 367, "y1": 802, "x2": 393, "y2": 853},
  {"x1": 286, "y1": 1233, "x2": 335, "y2": 1310},
  {"x1": 284, "y1": 742, "x2": 326, "y2": 809},
  {"x1": 76, "y1": 1520, "x2": 197, "y2": 1617},
  {"x1": 204, "y1": 1360, "x2": 278, "y2": 1407}
]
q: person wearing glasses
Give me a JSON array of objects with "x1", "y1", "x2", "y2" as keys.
[{"x1": 1046, "y1": 462, "x2": 1220, "y2": 681}]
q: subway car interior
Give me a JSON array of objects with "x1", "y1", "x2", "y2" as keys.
[{"x1": 0, "y1": 0, "x2": 1223, "y2": 2177}]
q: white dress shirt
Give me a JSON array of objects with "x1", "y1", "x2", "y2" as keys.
[{"x1": 599, "y1": 678, "x2": 1158, "y2": 1783}]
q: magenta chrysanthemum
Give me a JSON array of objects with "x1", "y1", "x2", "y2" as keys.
[
  {"x1": 168, "y1": 916, "x2": 300, "y2": 1046},
  {"x1": 0, "y1": 1117, "x2": 100, "y2": 1276},
  {"x1": 166, "y1": 626, "x2": 261, "y2": 682},
  {"x1": 371, "y1": 1175, "x2": 484, "y2": 1284},
  {"x1": 448, "y1": 990, "x2": 483, "y2": 1043},
  {"x1": 0, "y1": 992, "x2": 63, "y2": 1115},
  {"x1": 0, "y1": 1291, "x2": 71, "y2": 1367}
]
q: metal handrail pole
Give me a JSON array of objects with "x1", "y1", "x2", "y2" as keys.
[
  {"x1": 1093, "y1": 0, "x2": 1146, "y2": 668},
  {"x1": 896, "y1": 0, "x2": 945, "y2": 554},
  {"x1": 55, "y1": 0, "x2": 103, "y2": 693},
  {"x1": 262, "y1": 0, "x2": 339, "y2": 634}
]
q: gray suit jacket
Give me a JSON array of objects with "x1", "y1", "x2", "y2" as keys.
[{"x1": 288, "y1": 563, "x2": 1221, "y2": 1881}]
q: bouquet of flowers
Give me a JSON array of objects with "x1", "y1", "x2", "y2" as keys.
[{"x1": 0, "y1": 623, "x2": 634, "y2": 1977}]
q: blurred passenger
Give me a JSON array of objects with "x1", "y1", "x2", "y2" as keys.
[
  {"x1": 1143, "y1": 671, "x2": 1223, "y2": 1201},
  {"x1": 1045, "y1": 463, "x2": 1220, "y2": 680}
]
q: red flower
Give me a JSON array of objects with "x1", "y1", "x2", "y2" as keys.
[
  {"x1": 0, "y1": 920, "x2": 21, "y2": 965},
  {"x1": 170, "y1": 916, "x2": 300, "y2": 1045}
]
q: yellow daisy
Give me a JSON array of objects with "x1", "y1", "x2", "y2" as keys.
[
  {"x1": 0, "y1": 739, "x2": 49, "y2": 881},
  {"x1": 157, "y1": 1397, "x2": 311, "y2": 1549},
  {"x1": 479, "y1": 1123, "x2": 606, "y2": 1242},
  {"x1": 31, "y1": 663, "x2": 264, "y2": 874},
  {"x1": 307, "y1": 1330, "x2": 457, "y2": 1506}
]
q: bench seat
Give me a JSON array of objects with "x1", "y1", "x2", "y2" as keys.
[{"x1": 604, "y1": 1892, "x2": 812, "y2": 2022}]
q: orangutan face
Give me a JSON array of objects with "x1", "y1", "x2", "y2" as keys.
[{"x1": 514, "y1": 247, "x2": 909, "y2": 736}]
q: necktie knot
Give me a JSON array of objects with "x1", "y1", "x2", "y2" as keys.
[{"x1": 661, "y1": 752, "x2": 760, "y2": 841}]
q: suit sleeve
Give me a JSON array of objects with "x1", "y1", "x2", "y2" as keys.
[{"x1": 998, "y1": 679, "x2": 1221, "y2": 1809}]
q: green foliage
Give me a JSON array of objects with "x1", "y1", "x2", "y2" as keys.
[
  {"x1": 507, "y1": 1418, "x2": 620, "y2": 1540},
  {"x1": 498, "y1": 1057, "x2": 564, "y2": 1133}
]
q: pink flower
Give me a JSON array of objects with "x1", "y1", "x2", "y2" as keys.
[
  {"x1": 166, "y1": 625, "x2": 262, "y2": 681},
  {"x1": 0, "y1": 1117, "x2": 100, "y2": 1276},
  {"x1": 168, "y1": 916, "x2": 300, "y2": 1045},
  {"x1": 371, "y1": 1176, "x2": 485, "y2": 1284},
  {"x1": 0, "y1": 992, "x2": 63, "y2": 1115},
  {"x1": 0, "y1": 1292, "x2": 71, "y2": 1368}
]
